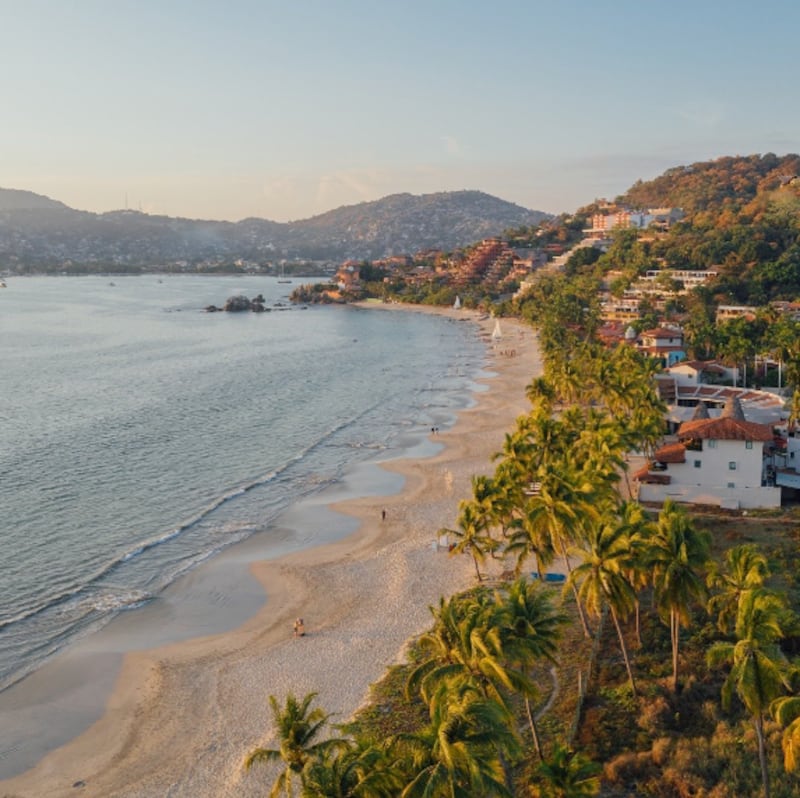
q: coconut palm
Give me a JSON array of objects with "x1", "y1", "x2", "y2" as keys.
[
  {"x1": 649, "y1": 499, "x2": 710, "y2": 692},
  {"x1": 497, "y1": 578, "x2": 566, "y2": 757},
  {"x1": 505, "y1": 501, "x2": 557, "y2": 581},
  {"x1": 572, "y1": 409, "x2": 628, "y2": 497},
  {"x1": 617, "y1": 500, "x2": 656, "y2": 647},
  {"x1": 532, "y1": 743, "x2": 601, "y2": 797},
  {"x1": 771, "y1": 694, "x2": 800, "y2": 774},
  {"x1": 569, "y1": 513, "x2": 638, "y2": 696},
  {"x1": 771, "y1": 694, "x2": 800, "y2": 773},
  {"x1": 300, "y1": 742, "x2": 400, "y2": 798},
  {"x1": 707, "y1": 543, "x2": 770, "y2": 634},
  {"x1": 407, "y1": 591, "x2": 535, "y2": 714},
  {"x1": 707, "y1": 589, "x2": 792, "y2": 798},
  {"x1": 526, "y1": 467, "x2": 598, "y2": 637},
  {"x1": 392, "y1": 684, "x2": 520, "y2": 798},
  {"x1": 443, "y1": 500, "x2": 499, "y2": 581},
  {"x1": 244, "y1": 692, "x2": 348, "y2": 798},
  {"x1": 469, "y1": 474, "x2": 513, "y2": 547},
  {"x1": 525, "y1": 375, "x2": 556, "y2": 410}
]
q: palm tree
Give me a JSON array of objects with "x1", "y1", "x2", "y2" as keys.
[
  {"x1": 505, "y1": 501, "x2": 557, "y2": 580},
  {"x1": 525, "y1": 375, "x2": 556, "y2": 409},
  {"x1": 443, "y1": 500, "x2": 498, "y2": 581},
  {"x1": 526, "y1": 467, "x2": 598, "y2": 638},
  {"x1": 617, "y1": 500, "x2": 656, "y2": 647},
  {"x1": 569, "y1": 513, "x2": 638, "y2": 696},
  {"x1": 497, "y1": 578, "x2": 567, "y2": 757},
  {"x1": 244, "y1": 692, "x2": 347, "y2": 798},
  {"x1": 771, "y1": 693, "x2": 800, "y2": 774},
  {"x1": 392, "y1": 685, "x2": 520, "y2": 798},
  {"x1": 407, "y1": 592, "x2": 535, "y2": 714},
  {"x1": 707, "y1": 589, "x2": 792, "y2": 798},
  {"x1": 300, "y1": 742, "x2": 400, "y2": 798},
  {"x1": 469, "y1": 474, "x2": 513, "y2": 547},
  {"x1": 572, "y1": 409, "x2": 628, "y2": 497},
  {"x1": 649, "y1": 499, "x2": 710, "y2": 692},
  {"x1": 532, "y1": 743, "x2": 601, "y2": 797},
  {"x1": 707, "y1": 543, "x2": 770, "y2": 634}
]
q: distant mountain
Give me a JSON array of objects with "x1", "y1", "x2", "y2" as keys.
[
  {"x1": 0, "y1": 188, "x2": 549, "y2": 271},
  {"x1": 0, "y1": 188, "x2": 69, "y2": 212}
]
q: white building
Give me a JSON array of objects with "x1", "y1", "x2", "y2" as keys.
[{"x1": 636, "y1": 396, "x2": 780, "y2": 510}]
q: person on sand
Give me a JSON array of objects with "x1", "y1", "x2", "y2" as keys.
[
  {"x1": 381, "y1": 508, "x2": 386, "y2": 521},
  {"x1": 293, "y1": 618, "x2": 305, "y2": 637}
]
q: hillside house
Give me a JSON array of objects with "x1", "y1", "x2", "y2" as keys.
[
  {"x1": 716, "y1": 304, "x2": 758, "y2": 322},
  {"x1": 635, "y1": 326, "x2": 686, "y2": 366}
]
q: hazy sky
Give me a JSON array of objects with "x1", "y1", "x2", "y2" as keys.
[{"x1": 2, "y1": 0, "x2": 798, "y2": 222}]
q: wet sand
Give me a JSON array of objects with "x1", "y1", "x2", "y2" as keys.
[{"x1": 0, "y1": 305, "x2": 541, "y2": 798}]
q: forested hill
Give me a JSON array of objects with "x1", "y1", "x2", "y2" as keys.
[
  {"x1": 619, "y1": 153, "x2": 800, "y2": 216},
  {"x1": 561, "y1": 154, "x2": 800, "y2": 305}
]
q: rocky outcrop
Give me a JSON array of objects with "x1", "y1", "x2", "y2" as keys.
[{"x1": 204, "y1": 294, "x2": 271, "y2": 312}]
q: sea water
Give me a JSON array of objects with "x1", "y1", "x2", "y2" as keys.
[{"x1": 0, "y1": 275, "x2": 487, "y2": 695}]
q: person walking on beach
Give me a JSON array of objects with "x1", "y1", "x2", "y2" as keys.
[
  {"x1": 293, "y1": 618, "x2": 305, "y2": 637},
  {"x1": 381, "y1": 508, "x2": 386, "y2": 521}
]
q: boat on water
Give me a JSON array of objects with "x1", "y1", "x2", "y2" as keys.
[
  {"x1": 277, "y1": 264, "x2": 292, "y2": 283},
  {"x1": 491, "y1": 319, "x2": 502, "y2": 340},
  {"x1": 453, "y1": 295, "x2": 461, "y2": 310}
]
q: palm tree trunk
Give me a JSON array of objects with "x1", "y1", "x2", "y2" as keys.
[
  {"x1": 559, "y1": 541, "x2": 591, "y2": 637},
  {"x1": 634, "y1": 598, "x2": 642, "y2": 648},
  {"x1": 471, "y1": 553, "x2": 483, "y2": 582},
  {"x1": 755, "y1": 713, "x2": 770, "y2": 798},
  {"x1": 525, "y1": 696, "x2": 543, "y2": 760},
  {"x1": 610, "y1": 607, "x2": 637, "y2": 697},
  {"x1": 671, "y1": 610, "x2": 680, "y2": 693}
]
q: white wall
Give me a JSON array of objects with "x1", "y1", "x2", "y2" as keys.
[{"x1": 639, "y1": 439, "x2": 779, "y2": 509}]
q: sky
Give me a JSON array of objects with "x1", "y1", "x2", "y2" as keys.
[{"x1": 2, "y1": 0, "x2": 799, "y2": 223}]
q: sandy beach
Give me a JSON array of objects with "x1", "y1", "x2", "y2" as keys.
[{"x1": 0, "y1": 305, "x2": 541, "y2": 798}]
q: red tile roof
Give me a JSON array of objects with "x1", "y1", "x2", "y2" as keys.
[
  {"x1": 678, "y1": 416, "x2": 774, "y2": 442},
  {"x1": 653, "y1": 442, "x2": 687, "y2": 463}
]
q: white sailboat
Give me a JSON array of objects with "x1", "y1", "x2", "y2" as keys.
[
  {"x1": 491, "y1": 319, "x2": 502, "y2": 340},
  {"x1": 453, "y1": 295, "x2": 461, "y2": 310}
]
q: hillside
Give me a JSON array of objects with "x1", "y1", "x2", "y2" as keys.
[
  {"x1": 619, "y1": 152, "x2": 800, "y2": 214},
  {"x1": 0, "y1": 188, "x2": 69, "y2": 212},
  {"x1": 551, "y1": 153, "x2": 800, "y2": 305},
  {"x1": 0, "y1": 188, "x2": 549, "y2": 272}
]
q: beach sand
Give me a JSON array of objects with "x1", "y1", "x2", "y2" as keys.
[{"x1": 0, "y1": 305, "x2": 541, "y2": 798}]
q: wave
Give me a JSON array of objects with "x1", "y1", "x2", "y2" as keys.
[{"x1": 0, "y1": 409, "x2": 380, "y2": 639}]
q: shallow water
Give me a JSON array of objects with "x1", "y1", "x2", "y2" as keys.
[{"x1": 0, "y1": 276, "x2": 487, "y2": 696}]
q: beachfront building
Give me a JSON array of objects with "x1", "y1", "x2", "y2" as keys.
[
  {"x1": 636, "y1": 396, "x2": 780, "y2": 510},
  {"x1": 656, "y1": 360, "x2": 786, "y2": 429},
  {"x1": 773, "y1": 427, "x2": 800, "y2": 491}
]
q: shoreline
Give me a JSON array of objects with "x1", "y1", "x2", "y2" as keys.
[{"x1": 0, "y1": 305, "x2": 541, "y2": 798}]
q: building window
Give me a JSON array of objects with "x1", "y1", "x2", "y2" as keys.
[
  {"x1": 694, "y1": 460, "x2": 701, "y2": 468},
  {"x1": 708, "y1": 440, "x2": 717, "y2": 449},
  {"x1": 746, "y1": 440, "x2": 753, "y2": 449},
  {"x1": 727, "y1": 482, "x2": 735, "y2": 489},
  {"x1": 729, "y1": 461, "x2": 737, "y2": 470}
]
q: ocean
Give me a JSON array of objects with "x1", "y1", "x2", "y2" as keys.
[{"x1": 0, "y1": 275, "x2": 488, "y2": 699}]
